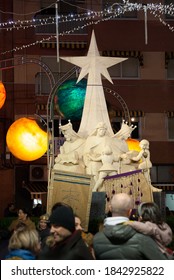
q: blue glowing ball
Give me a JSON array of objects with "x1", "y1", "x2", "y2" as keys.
[{"x1": 54, "y1": 78, "x2": 87, "y2": 121}]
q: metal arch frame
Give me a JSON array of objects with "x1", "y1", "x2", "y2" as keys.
[
  {"x1": 104, "y1": 87, "x2": 131, "y2": 125},
  {"x1": 0, "y1": 56, "x2": 56, "y2": 89},
  {"x1": 46, "y1": 66, "x2": 79, "y2": 183}
]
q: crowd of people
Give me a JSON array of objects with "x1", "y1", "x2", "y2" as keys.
[{"x1": 0, "y1": 193, "x2": 174, "y2": 260}]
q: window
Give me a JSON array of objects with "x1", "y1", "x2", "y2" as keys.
[
  {"x1": 108, "y1": 58, "x2": 139, "y2": 78},
  {"x1": 35, "y1": 56, "x2": 78, "y2": 95},
  {"x1": 168, "y1": 117, "x2": 174, "y2": 140},
  {"x1": 166, "y1": 59, "x2": 174, "y2": 79},
  {"x1": 151, "y1": 165, "x2": 174, "y2": 183},
  {"x1": 165, "y1": 0, "x2": 174, "y2": 19},
  {"x1": 35, "y1": 1, "x2": 87, "y2": 34},
  {"x1": 33, "y1": 198, "x2": 42, "y2": 208}
]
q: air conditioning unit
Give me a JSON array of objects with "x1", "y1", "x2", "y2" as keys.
[{"x1": 29, "y1": 165, "x2": 48, "y2": 182}]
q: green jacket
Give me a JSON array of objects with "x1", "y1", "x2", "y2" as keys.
[{"x1": 93, "y1": 223, "x2": 170, "y2": 260}]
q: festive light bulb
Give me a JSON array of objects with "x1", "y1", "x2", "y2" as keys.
[
  {"x1": 6, "y1": 117, "x2": 48, "y2": 161},
  {"x1": 0, "y1": 81, "x2": 6, "y2": 109}
]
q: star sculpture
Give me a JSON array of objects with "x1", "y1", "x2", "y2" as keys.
[{"x1": 61, "y1": 30, "x2": 127, "y2": 137}]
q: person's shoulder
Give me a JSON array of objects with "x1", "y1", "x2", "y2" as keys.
[
  {"x1": 133, "y1": 230, "x2": 159, "y2": 244},
  {"x1": 93, "y1": 231, "x2": 107, "y2": 243},
  {"x1": 26, "y1": 218, "x2": 36, "y2": 228},
  {"x1": 8, "y1": 218, "x2": 18, "y2": 230},
  {"x1": 5, "y1": 256, "x2": 23, "y2": 260}
]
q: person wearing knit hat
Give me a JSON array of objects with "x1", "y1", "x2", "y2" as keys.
[
  {"x1": 38, "y1": 204, "x2": 94, "y2": 260},
  {"x1": 49, "y1": 206, "x2": 75, "y2": 243}
]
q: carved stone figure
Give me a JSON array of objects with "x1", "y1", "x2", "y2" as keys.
[
  {"x1": 132, "y1": 139, "x2": 152, "y2": 183},
  {"x1": 83, "y1": 122, "x2": 119, "y2": 181},
  {"x1": 88, "y1": 145, "x2": 118, "y2": 192},
  {"x1": 54, "y1": 121, "x2": 85, "y2": 174}
]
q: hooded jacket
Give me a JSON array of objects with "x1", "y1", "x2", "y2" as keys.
[{"x1": 93, "y1": 220, "x2": 170, "y2": 260}]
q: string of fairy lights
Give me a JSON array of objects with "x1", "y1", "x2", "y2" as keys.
[{"x1": 1, "y1": 1, "x2": 174, "y2": 55}]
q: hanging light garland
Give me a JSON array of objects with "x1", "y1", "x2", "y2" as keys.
[
  {"x1": 1, "y1": 2, "x2": 174, "y2": 55},
  {"x1": 1, "y1": 2, "x2": 174, "y2": 32}
]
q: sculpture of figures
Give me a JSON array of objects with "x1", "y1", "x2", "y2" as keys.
[
  {"x1": 132, "y1": 139, "x2": 152, "y2": 183},
  {"x1": 131, "y1": 139, "x2": 161, "y2": 192},
  {"x1": 88, "y1": 145, "x2": 118, "y2": 192},
  {"x1": 83, "y1": 120, "x2": 138, "y2": 183},
  {"x1": 112, "y1": 120, "x2": 137, "y2": 173},
  {"x1": 83, "y1": 122, "x2": 120, "y2": 182},
  {"x1": 54, "y1": 121, "x2": 85, "y2": 174}
]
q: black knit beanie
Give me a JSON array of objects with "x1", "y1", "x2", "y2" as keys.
[{"x1": 49, "y1": 205, "x2": 75, "y2": 232}]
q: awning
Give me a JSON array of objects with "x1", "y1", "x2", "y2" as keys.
[
  {"x1": 22, "y1": 182, "x2": 48, "y2": 199},
  {"x1": 165, "y1": 111, "x2": 174, "y2": 118},
  {"x1": 40, "y1": 41, "x2": 87, "y2": 50},
  {"x1": 102, "y1": 50, "x2": 144, "y2": 66},
  {"x1": 109, "y1": 109, "x2": 145, "y2": 118},
  {"x1": 36, "y1": 104, "x2": 47, "y2": 111},
  {"x1": 153, "y1": 184, "x2": 174, "y2": 191}
]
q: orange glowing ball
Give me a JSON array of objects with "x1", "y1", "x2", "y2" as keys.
[
  {"x1": 0, "y1": 81, "x2": 6, "y2": 109},
  {"x1": 126, "y1": 138, "x2": 141, "y2": 152},
  {"x1": 6, "y1": 117, "x2": 48, "y2": 161}
]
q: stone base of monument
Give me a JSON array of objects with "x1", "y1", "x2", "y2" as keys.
[
  {"x1": 47, "y1": 170, "x2": 93, "y2": 232},
  {"x1": 46, "y1": 169, "x2": 163, "y2": 233}
]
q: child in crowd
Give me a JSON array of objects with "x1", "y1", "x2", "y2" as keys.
[{"x1": 126, "y1": 202, "x2": 173, "y2": 257}]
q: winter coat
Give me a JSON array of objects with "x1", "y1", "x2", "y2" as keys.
[
  {"x1": 5, "y1": 249, "x2": 36, "y2": 260},
  {"x1": 38, "y1": 230, "x2": 94, "y2": 260},
  {"x1": 93, "y1": 223, "x2": 170, "y2": 260},
  {"x1": 8, "y1": 218, "x2": 36, "y2": 232},
  {"x1": 37, "y1": 227, "x2": 50, "y2": 248},
  {"x1": 126, "y1": 220, "x2": 173, "y2": 255}
]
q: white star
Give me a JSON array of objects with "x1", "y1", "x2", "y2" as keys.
[
  {"x1": 60, "y1": 30, "x2": 128, "y2": 137},
  {"x1": 61, "y1": 30, "x2": 127, "y2": 85}
]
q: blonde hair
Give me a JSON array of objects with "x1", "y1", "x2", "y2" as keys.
[{"x1": 8, "y1": 227, "x2": 40, "y2": 254}]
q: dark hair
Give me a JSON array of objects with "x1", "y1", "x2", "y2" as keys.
[
  {"x1": 18, "y1": 207, "x2": 30, "y2": 217},
  {"x1": 138, "y1": 202, "x2": 163, "y2": 226}
]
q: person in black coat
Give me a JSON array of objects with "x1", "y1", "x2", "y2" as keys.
[{"x1": 38, "y1": 205, "x2": 94, "y2": 260}]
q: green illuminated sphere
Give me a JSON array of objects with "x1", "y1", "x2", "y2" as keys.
[{"x1": 54, "y1": 78, "x2": 87, "y2": 121}]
